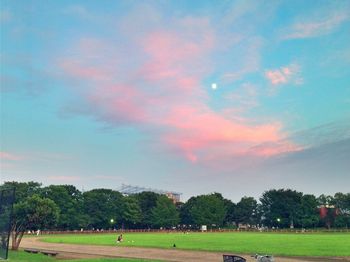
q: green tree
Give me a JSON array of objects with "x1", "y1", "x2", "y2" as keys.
[
  {"x1": 233, "y1": 196, "x2": 258, "y2": 226},
  {"x1": 0, "y1": 187, "x2": 15, "y2": 255},
  {"x1": 180, "y1": 196, "x2": 197, "y2": 226},
  {"x1": 150, "y1": 196, "x2": 180, "y2": 228},
  {"x1": 189, "y1": 193, "x2": 227, "y2": 227},
  {"x1": 83, "y1": 189, "x2": 124, "y2": 229},
  {"x1": 41, "y1": 185, "x2": 87, "y2": 230},
  {"x1": 317, "y1": 194, "x2": 334, "y2": 206},
  {"x1": 134, "y1": 191, "x2": 160, "y2": 228},
  {"x1": 222, "y1": 199, "x2": 235, "y2": 226},
  {"x1": 122, "y1": 196, "x2": 142, "y2": 228},
  {"x1": 260, "y1": 189, "x2": 302, "y2": 228},
  {"x1": 299, "y1": 194, "x2": 319, "y2": 228},
  {"x1": 11, "y1": 195, "x2": 59, "y2": 250},
  {"x1": 0, "y1": 181, "x2": 42, "y2": 204},
  {"x1": 333, "y1": 193, "x2": 350, "y2": 228}
]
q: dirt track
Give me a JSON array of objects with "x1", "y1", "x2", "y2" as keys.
[{"x1": 20, "y1": 237, "x2": 350, "y2": 262}]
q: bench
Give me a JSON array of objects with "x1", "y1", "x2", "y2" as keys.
[
  {"x1": 41, "y1": 250, "x2": 59, "y2": 257},
  {"x1": 252, "y1": 255, "x2": 274, "y2": 262},
  {"x1": 223, "y1": 254, "x2": 246, "y2": 262},
  {"x1": 24, "y1": 249, "x2": 40, "y2": 254}
]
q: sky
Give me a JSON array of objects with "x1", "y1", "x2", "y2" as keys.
[{"x1": 1, "y1": 0, "x2": 349, "y2": 202}]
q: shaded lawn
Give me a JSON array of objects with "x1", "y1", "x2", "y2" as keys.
[
  {"x1": 7, "y1": 250, "x2": 162, "y2": 262},
  {"x1": 69, "y1": 258, "x2": 162, "y2": 262},
  {"x1": 7, "y1": 250, "x2": 55, "y2": 262},
  {"x1": 42, "y1": 232, "x2": 350, "y2": 257}
]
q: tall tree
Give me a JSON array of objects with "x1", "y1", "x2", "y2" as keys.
[
  {"x1": 333, "y1": 193, "x2": 350, "y2": 228},
  {"x1": 180, "y1": 196, "x2": 197, "y2": 226},
  {"x1": 317, "y1": 194, "x2": 334, "y2": 206},
  {"x1": 134, "y1": 191, "x2": 160, "y2": 228},
  {"x1": 223, "y1": 199, "x2": 235, "y2": 226},
  {"x1": 260, "y1": 189, "x2": 302, "y2": 228},
  {"x1": 233, "y1": 196, "x2": 258, "y2": 226},
  {"x1": 11, "y1": 195, "x2": 59, "y2": 250},
  {"x1": 188, "y1": 193, "x2": 227, "y2": 227},
  {"x1": 83, "y1": 189, "x2": 124, "y2": 229},
  {"x1": 41, "y1": 185, "x2": 87, "y2": 230},
  {"x1": 0, "y1": 181, "x2": 42, "y2": 204},
  {"x1": 122, "y1": 196, "x2": 142, "y2": 228},
  {"x1": 299, "y1": 194, "x2": 319, "y2": 228},
  {"x1": 150, "y1": 196, "x2": 180, "y2": 228}
]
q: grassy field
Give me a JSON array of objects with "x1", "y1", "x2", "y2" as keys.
[
  {"x1": 41, "y1": 232, "x2": 350, "y2": 257},
  {"x1": 7, "y1": 250, "x2": 162, "y2": 262}
]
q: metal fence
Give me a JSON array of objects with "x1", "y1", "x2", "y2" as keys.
[
  {"x1": 0, "y1": 188, "x2": 15, "y2": 260},
  {"x1": 35, "y1": 227, "x2": 350, "y2": 235}
]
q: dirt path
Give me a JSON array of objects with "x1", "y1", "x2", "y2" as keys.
[{"x1": 20, "y1": 237, "x2": 350, "y2": 262}]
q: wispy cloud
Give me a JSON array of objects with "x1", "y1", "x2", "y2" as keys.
[
  {"x1": 220, "y1": 37, "x2": 262, "y2": 83},
  {"x1": 289, "y1": 120, "x2": 350, "y2": 148},
  {"x1": 0, "y1": 53, "x2": 55, "y2": 95},
  {"x1": 247, "y1": 120, "x2": 350, "y2": 188},
  {"x1": 224, "y1": 83, "x2": 260, "y2": 113},
  {"x1": 0, "y1": 151, "x2": 72, "y2": 163},
  {"x1": 282, "y1": 10, "x2": 349, "y2": 40},
  {"x1": 0, "y1": 151, "x2": 21, "y2": 161},
  {"x1": 63, "y1": 4, "x2": 101, "y2": 21}
]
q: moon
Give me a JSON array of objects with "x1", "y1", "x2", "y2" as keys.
[{"x1": 211, "y1": 83, "x2": 217, "y2": 90}]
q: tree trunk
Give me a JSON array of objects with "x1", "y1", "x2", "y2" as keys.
[
  {"x1": 15, "y1": 231, "x2": 24, "y2": 250},
  {"x1": 11, "y1": 231, "x2": 18, "y2": 251},
  {"x1": 11, "y1": 231, "x2": 24, "y2": 251},
  {"x1": 10, "y1": 224, "x2": 25, "y2": 251}
]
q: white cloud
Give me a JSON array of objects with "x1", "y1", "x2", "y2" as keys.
[{"x1": 282, "y1": 10, "x2": 349, "y2": 40}]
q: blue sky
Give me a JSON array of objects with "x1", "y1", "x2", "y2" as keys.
[{"x1": 1, "y1": 0, "x2": 349, "y2": 201}]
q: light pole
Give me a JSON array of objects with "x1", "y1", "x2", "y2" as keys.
[
  {"x1": 276, "y1": 218, "x2": 281, "y2": 229},
  {"x1": 110, "y1": 219, "x2": 115, "y2": 230}
]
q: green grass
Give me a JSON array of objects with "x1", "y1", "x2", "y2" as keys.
[
  {"x1": 7, "y1": 250, "x2": 162, "y2": 262},
  {"x1": 7, "y1": 250, "x2": 56, "y2": 261},
  {"x1": 42, "y1": 232, "x2": 350, "y2": 257},
  {"x1": 69, "y1": 260, "x2": 161, "y2": 262}
]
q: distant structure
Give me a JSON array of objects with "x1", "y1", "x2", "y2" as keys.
[
  {"x1": 319, "y1": 204, "x2": 338, "y2": 218},
  {"x1": 118, "y1": 184, "x2": 181, "y2": 203}
]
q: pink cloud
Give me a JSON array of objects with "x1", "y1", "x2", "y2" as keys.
[
  {"x1": 249, "y1": 141, "x2": 303, "y2": 157},
  {"x1": 140, "y1": 29, "x2": 213, "y2": 93},
  {"x1": 265, "y1": 70, "x2": 288, "y2": 85},
  {"x1": 61, "y1": 60, "x2": 107, "y2": 80},
  {"x1": 265, "y1": 64, "x2": 302, "y2": 86},
  {"x1": 58, "y1": 16, "x2": 301, "y2": 166},
  {"x1": 0, "y1": 151, "x2": 21, "y2": 161},
  {"x1": 161, "y1": 106, "x2": 296, "y2": 162}
]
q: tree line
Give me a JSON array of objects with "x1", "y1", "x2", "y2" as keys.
[{"x1": 1, "y1": 181, "x2": 349, "y2": 249}]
